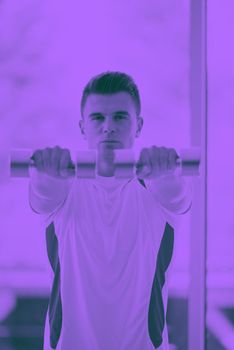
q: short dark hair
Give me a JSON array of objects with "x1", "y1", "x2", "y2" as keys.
[{"x1": 80, "y1": 71, "x2": 141, "y2": 118}]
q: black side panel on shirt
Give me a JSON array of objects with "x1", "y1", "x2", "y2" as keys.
[
  {"x1": 148, "y1": 222, "x2": 174, "y2": 348},
  {"x1": 46, "y1": 222, "x2": 62, "y2": 349},
  {"x1": 138, "y1": 178, "x2": 146, "y2": 188},
  {"x1": 136, "y1": 179, "x2": 175, "y2": 348}
]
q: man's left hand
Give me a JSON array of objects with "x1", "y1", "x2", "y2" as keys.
[{"x1": 136, "y1": 146, "x2": 179, "y2": 179}]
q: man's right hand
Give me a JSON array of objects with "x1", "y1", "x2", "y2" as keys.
[{"x1": 31, "y1": 146, "x2": 75, "y2": 179}]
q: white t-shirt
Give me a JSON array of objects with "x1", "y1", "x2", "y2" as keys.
[{"x1": 29, "y1": 172, "x2": 192, "y2": 350}]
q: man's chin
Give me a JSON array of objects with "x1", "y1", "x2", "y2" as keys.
[{"x1": 99, "y1": 142, "x2": 122, "y2": 150}]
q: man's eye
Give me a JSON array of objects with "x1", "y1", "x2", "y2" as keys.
[
  {"x1": 115, "y1": 115, "x2": 126, "y2": 119},
  {"x1": 92, "y1": 116, "x2": 103, "y2": 120}
]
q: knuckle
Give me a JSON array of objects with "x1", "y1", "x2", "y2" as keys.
[
  {"x1": 61, "y1": 149, "x2": 70, "y2": 158},
  {"x1": 52, "y1": 146, "x2": 60, "y2": 156},
  {"x1": 152, "y1": 146, "x2": 159, "y2": 153},
  {"x1": 141, "y1": 147, "x2": 148, "y2": 155},
  {"x1": 63, "y1": 149, "x2": 70, "y2": 158},
  {"x1": 32, "y1": 150, "x2": 42, "y2": 166},
  {"x1": 51, "y1": 147, "x2": 59, "y2": 158},
  {"x1": 159, "y1": 146, "x2": 166, "y2": 152},
  {"x1": 151, "y1": 146, "x2": 157, "y2": 155},
  {"x1": 43, "y1": 148, "x2": 52, "y2": 165},
  {"x1": 59, "y1": 153, "x2": 69, "y2": 169},
  {"x1": 43, "y1": 147, "x2": 49, "y2": 155},
  {"x1": 151, "y1": 147, "x2": 159, "y2": 159},
  {"x1": 32, "y1": 150, "x2": 41, "y2": 159}
]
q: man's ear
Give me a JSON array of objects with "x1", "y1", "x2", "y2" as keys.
[
  {"x1": 136, "y1": 116, "x2": 144, "y2": 138},
  {"x1": 79, "y1": 119, "x2": 87, "y2": 140}
]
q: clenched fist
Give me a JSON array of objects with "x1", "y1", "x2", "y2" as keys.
[
  {"x1": 31, "y1": 146, "x2": 75, "y2": 179},
  {"x1": 136, "y1": 146, "x2": 179, "y2": 179}
]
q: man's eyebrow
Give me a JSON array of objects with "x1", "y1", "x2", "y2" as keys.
[
  {"x1": 113, "y1": 110, "x2": 129, "y2": 115},
  {"x1": 89, "y1": 111, "x2": 130, "y2": 117},
  {"x1": 89, "y1": 112, "x2": 103, "y2": 118}
]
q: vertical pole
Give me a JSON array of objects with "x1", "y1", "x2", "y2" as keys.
[{"x1": 188, "y1": 0, "x2": 208, "y2": 349}]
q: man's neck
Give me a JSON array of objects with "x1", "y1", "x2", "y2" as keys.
[
  {"x1": 97, "y1": 161, "x2": 115, "y2": 177},
  {"x1": 96, "y1": 146, "x2": 116, "y2": 177}
]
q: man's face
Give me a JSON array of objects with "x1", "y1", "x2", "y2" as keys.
[{"x1": 79, "y1": 92, "x2": 143, "y2": 150}]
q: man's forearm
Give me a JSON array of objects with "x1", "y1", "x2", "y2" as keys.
[
  {"x1": 146, "y1": 173, "x2": 193, "y2": 214},
  {"x1": 29, "y1": 168, "x2": 74, "y2": 214}
]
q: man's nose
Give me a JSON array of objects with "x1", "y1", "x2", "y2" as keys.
[{"x1": 103, "y1": 118, "x2": 115, "y2": 133}]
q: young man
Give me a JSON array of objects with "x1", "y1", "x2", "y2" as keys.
[{"x1": 29, "y1": 71, "x2": 193, "y2": 350}]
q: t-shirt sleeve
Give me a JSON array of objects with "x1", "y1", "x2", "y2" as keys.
[
  {"x1": 144, "y1": 174, "x2": 193, "y2": 230},
  {"x1": 28, "y1": 167, "x2": 75, "y2": 228}
]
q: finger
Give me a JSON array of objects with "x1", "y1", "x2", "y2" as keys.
[
  {"x1": 136, "y1": 148, "x2": 149, "y2": 168},
  {"x1": 31, "y1": 150, "x2": 44, "y2": 172},
  {"x1": 51, "y1": 146, "x2": 61, "y2": 177},
  {"x1": 136, "y1": 148, "x2": 152, "y2": 178},
  {"x1": 168, "y1": 148, "x2": 179, "y2": 172},
  {"x1": 158, "y1": 147, "x2": 168, "y2": 173},
  {"x1": 42, "y1": 148, "x2": 51, "y2": 173},
  {"x1": 150, "y1": 146, "x2": 161, "y2": 173},
  {"x1": 59, "y1": 149, "x2": 73, "y2": 178}
]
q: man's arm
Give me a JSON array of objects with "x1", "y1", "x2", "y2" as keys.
[
  {"x1": 136, "y1": 146, "x2": 193, "y2": 214},
  {"x1": 28, "y1": 147, "x2": 75, "y2": 216},
  {"x1": 29, "y1": 168, "x2": 74, "y2": 215},
  {"x1": 136, "y1": 146, "x2": 193, "y2": 229},
  {"x1": 145, "y1": 173, "x2": 193, "y2": 223}
]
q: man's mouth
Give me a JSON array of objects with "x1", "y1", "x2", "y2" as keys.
[{"x1": 101, "y1": 141, "x2": 119, "y2": 145}]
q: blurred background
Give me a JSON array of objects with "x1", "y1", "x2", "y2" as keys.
[{"x1": 0, "y1": 0, "x2": 233, "y2": 349}]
